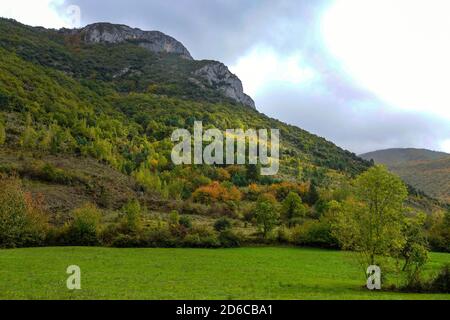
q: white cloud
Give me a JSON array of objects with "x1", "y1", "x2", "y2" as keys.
[
  {"x1": 441, "y1": 139, "x2": 450, "y2": 154},
  {"x1": 0, "y1": 0, "x2": 78, "y2": 29},
  {"x1": 230, "y1": 46, "x2": 317, "y2": 97},
  {"x1": 322, "y1": 0, "x2": 450, "y2": 121}
]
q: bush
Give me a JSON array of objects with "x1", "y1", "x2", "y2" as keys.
[
  {"x1": 218, "y1": 230, "x2": 241, "y2": 248},
  {"x1": 111, "y1": 234, "x2": 143, "y2": 248},
  {"x1": 181, "y1": 201, "x2": 209, "y2": 216},
  {"x1": 144, "y1": 227, "x2": 176, "y2": 247},
  {"x1": 430, "y1": 264, "x2": 450, "y2": 293},
  {"x1": 292, "y1": 220, "x2": 339, "y2": 249},
  {"x1": 65, "y1": 203, "x2": 102, "y2": 246},
  {"x1": 277, "y1": 226, "x2": 293, "y2": 244},
  {"x1": 119, "y1": 199, "x2": 142, "y2": 234},
  {"x1": 179, "y1": 215, "x2": 192, "y2": 229},
  {"x1": 0, "y1": 178, "x2": 49, "y2": 248},
  {"x1": 214, "y1": 217, "x2": 231, "y2": 232},
  {"x1": 182, "y1": 225, "x2": 220, "y2": 248}
]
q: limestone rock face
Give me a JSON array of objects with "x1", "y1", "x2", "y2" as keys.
[
  {"x1": 194, "y1": 62, "x2": 256, "y2": 109},
  {"x1": 79, "y1": 23, "x2": 193, "y2": 60},
  {"x1": 60, "y1": 23, "x2": 256, "y2": 109}
]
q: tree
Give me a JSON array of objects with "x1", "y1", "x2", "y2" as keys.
[
  {"x1": 0, "y1": 178, "x2": 48, "y2": 248},
  {"x1": 427, "y1": 209, "x2": 450, "y2": 252},
  {"x1": 255, "y1": 195, "x2": 279, "y2": 239},
  {"x1": 281, "y1": 192, "x2": 307, "y2": 227},
  {"x1": 399, "y1": 212, "x2": 429, "y2": 287},
  {"x1": 121, "y1": 199, "x2": 142, "y2": 234},
  {"x1": 306, "y1": 182, "x2": 319, "y2": 205},
  {"x1": 332, "y1": 165, "x2": 408, "y2": 270}
]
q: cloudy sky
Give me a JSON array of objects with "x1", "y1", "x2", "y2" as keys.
[{"x1": 1, "y1": 0, "x2": 450, "y2": 154}]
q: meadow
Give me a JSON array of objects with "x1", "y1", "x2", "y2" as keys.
[{"x1": 0, "y1": 247, "x2": 449, "y2": 300}]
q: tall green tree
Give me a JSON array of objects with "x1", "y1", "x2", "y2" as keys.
[
  {"x1": 401, "y1": 212, "x2": 429, "y2": 286},
  {"x1": 332, "y1": 165, "x2": 408, "y2": 268},
  {"x1": 255, "y1": 195, "x2": 279, "y2": 239},
  {"x1": 281, "y1": 192, "x2": 307, "y2": 227}
]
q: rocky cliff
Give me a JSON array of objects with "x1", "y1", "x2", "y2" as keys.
[
  {"x1": 194, "y1": 62, "x2": 256, "y2": 109},
  {"x1": 61, "y1": 22, "x2": 256, "y2": 109},
  {"x1": 71, "y1": 23, "x2": 193, "y2": 60}
]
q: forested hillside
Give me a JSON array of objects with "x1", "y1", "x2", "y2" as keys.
[
  {"x1": 0, "y1": 18, "x2": 447, "y2": 252},
  {"x1": 361, "y1": 149, "x2": 450, "y2": 203}
]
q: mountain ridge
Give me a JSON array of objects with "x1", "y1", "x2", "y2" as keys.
[
  {"x1": 360, "y1": 148, "x2": 450, "y2": 203},
  {"x1": 60, "y1": 22, "x2": 194, "y2": 59},
  {"x1": 57, "y1": 21, "x2": 256, "y2": 109},
  {"x1": 360, "y1": 148, "x2": 450, "y2": 165}
]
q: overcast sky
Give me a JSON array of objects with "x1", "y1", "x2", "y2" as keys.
[{"x1": 1, "y1": 0, "x2": 450, "y2": 154}]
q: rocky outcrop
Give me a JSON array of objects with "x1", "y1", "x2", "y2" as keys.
[
  {"x1": 194, "y1": 62, "x2": 256, "y2": 109},
  {"x1": 73, "y1": 23, "x2": 193, "y2": 60},
  {"x1": 60, "y1": 23, "x2": 256, "y2": 109}
]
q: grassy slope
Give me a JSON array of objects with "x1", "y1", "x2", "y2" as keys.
[{"x1": 0, "y1": 247, "x2": 448, "y2": 300}]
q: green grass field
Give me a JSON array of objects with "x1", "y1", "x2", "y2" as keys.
[{"x1": 0, "y1": 247, "x2": 449, "y2": 300}]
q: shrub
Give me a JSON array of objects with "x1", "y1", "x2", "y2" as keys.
[
  {"x1": 168, "y1": 210, "x2": 180, "y2": 226},
  {"x1": 99, "y1": 223, "x2": 121, "y2": 246},
  {"x1": 179, "y1": 215, "x2": 192, "y2": 229},
  {"x1": 292, "y1": 220, "x2": 338, "y2": 249},
  {"x1": 111, "y1": 234, "x2": 142, "y2": 248},
  {"x1": 214, "y1": 217, "x2": 231, "y2": 232},
  {"x1": 219, "y1": 230, "x2": 241, "y2": 248},
  {"x1": 0, "y1": 178, "x2": 49, "y2": 248},
  {"x1": 65, "y1": 203, "x2": 102, "y2": 246},
  {"x1": 22, "y1": 192, "x2": 49, "y2": 247},
  {"x1": 430, "y1": 264, "x2": 450, "y2": 293},
  {"x1": 119, "y1": 199, "x2": 142, "y2": 234},
  {"x1": 181, "y1": 201, "x2": 209, "y2": 216},
  {"x1": 277, "y1": 226, "x2": 293, "y2": 244},
  {"x1": 182, "y1": 225, "x2": 220, "y2": 248},
  {"x1": 144, "y1": 227, "x2": 176, "y2": 247},
  {"x1": 193, "y1": 181, "x2": 242, "y2": 204}
]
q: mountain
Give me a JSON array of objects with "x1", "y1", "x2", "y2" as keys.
[
  {"x1": 0, "y1": 18, "x2": 374, "y2": 213},
  {"x1": 360, "y1": 148, "x2": 450, "y2": 165},
  {"x1": 361, "y1": 148, "x2": 450, "y2": 203},
  {"x1": 66, "y1": 22, "x2": 194, "y2": 59}
]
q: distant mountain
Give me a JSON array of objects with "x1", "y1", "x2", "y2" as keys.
[
  {"x1": 361, "y1": 148, "x2": 450, "y2": 165},
  {"x1": 361, "y1": 148, "x2": 450, "y2": 203}
]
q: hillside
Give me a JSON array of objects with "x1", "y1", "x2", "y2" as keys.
[
  {"x1": 0, "y1": 18, "x2": 372, "y2": 211},
  {"x1": 361, "y1": 148, "x2": 450, "y2": 165},
  {"x1": 1, "y1": 18, "x2": 447, "y2": 254},
  {"x1": 361, "y1": 148, "x2": 450, "y2": 203}
]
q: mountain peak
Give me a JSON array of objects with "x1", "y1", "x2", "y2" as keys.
[
  {"x1": 58, "y1": 22, "x2": 257, "y2": 109},
  {"x1": 360, "y1": 148, "x2": 450, "y2": 165},
  {"x1": 63, "y1": 22, "x2": 193, "y2": 60}
]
